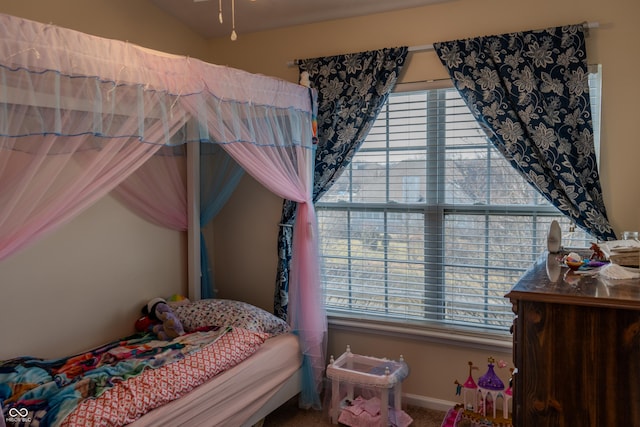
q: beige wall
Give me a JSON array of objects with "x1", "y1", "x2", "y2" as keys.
[
  {"x1": 0, "y1": 197, "x2": 187, "y2": 359},
  {"x1": 210, "y1": 0, "x2": 640, "y2": 405},
  {"x1": 0, "y1": 0, "x2": 211, "y2": 58},
  {"x1": 0, "y1": 0, "x2": 209, "y2": 360}
]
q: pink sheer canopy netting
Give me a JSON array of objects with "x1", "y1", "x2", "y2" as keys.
[
  {"x1": 0, "y1": 14, "x2": 310, "y2": 116},
  {"x1": 112, "y1": 147, "x2": 188, "y2": 232},
  {"x1": 0, "y1": 12, "x2": 326, "y2": 403}
]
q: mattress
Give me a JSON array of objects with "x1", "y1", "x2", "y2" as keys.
[{"x1": 128, "y1": 332, "x2": 302, "y2": 427}]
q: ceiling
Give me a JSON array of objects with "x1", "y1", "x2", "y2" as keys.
[{"x1": 151, "y1": 0, "x2": 452, "y2": 39}]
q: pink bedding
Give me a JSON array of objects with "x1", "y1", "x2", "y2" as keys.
[
  {"x1": 128, "y1": 332, "x2": 302, "y2": 427},
  {"x1": 60, "y1": 328, "x2": 267, "y2": 427}
]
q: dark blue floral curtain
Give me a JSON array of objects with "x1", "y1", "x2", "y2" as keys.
[
  {"x1": 274, "y1": 47, "x2": 408, "y2": 319},
  {"x1": 434, "y1": 24, "x2": 616, "y2": 241}
]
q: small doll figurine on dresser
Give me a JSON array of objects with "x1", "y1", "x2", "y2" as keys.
[{"x1": 590, "y1": 242, "x2": 606, "y2": 261}]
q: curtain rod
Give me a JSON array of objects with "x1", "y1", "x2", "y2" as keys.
[{"x1": 287, "y1": 21, "x2": 599, "y2": 67}]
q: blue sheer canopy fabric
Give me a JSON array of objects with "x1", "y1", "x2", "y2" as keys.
[
  {"x1": 199, "y1": 144, "x2": 245, "y2": 298},
  {"x1": 434, "y1": 24, "x2": 616, "y2": 241},
  {"x1": 274, "y1": 48, "x2": 409, "y2": 321}
]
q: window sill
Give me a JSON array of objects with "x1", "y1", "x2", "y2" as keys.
[{"x1": 328, "y1": 315, "x2": 513, "y2": 354}]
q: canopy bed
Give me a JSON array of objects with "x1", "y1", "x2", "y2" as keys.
[{"x1": 0, "y1": 12, "x2": 325, "y2": 426}]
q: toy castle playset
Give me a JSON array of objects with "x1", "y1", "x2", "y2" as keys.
[{"x1": 441, "y1": 357, "x2": 513, "y2": 427}]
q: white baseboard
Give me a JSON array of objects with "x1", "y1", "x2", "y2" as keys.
[{"x1": 402, "y1": 393, "x2": 457, "y2": 413}]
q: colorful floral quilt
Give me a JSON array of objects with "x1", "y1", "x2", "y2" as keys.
[{"x1": 0, "y1": 326, "x2": 231, "y2": 426}]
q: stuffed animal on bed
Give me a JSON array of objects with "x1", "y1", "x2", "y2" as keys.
[
  {"x1": 167, "y1": 294, "x2": 190, "y2": 307},
  {"x1": 134, "y1": 315, "x2": 154, "y2": 333},
  {"x1": 142, "y1": 297, "x2": 185, "y2": 340}
]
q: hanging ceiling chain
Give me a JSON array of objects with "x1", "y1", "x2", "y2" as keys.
[{"x1": 216, "y1": 0, "x2": 256, "y2": 41}]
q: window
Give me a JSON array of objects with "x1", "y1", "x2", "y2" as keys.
[{"x1": 317, "y1": 73, "x2": 600, "y2": 335}]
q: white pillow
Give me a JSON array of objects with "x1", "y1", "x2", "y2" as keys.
[{"x1": 173, "y1": 299, "x2": 291, "y2": 336}]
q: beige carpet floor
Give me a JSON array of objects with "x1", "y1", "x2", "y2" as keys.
[{"x1": 262, "y1": 398, "x2": 446, "y2": 427}]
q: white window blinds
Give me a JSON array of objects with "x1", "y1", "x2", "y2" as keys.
[{"x1": 317, "y1": 76, "x2": 599, "y2": 333}]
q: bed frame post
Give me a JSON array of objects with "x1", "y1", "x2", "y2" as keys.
[{"x1": 187, "y1": 141, "x2": 201, "y2": 301}]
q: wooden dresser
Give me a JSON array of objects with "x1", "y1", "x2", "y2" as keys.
[{"x1": 505, "y1": 252, "x2": 640, "y2": 426}]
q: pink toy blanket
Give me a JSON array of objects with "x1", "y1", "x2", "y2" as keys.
[{"x1": 338, "y1": 396, "x2": 413, "y2": 427}]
